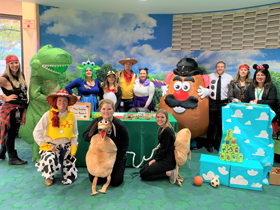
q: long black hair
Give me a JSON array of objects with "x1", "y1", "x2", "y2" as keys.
[{"x1": 252, "y1": 64, "x2": 272, "y2": 94}]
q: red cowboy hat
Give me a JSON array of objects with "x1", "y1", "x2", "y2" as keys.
[{"x1": 46, "y1": 89, "x2": 78, "y2": 106}]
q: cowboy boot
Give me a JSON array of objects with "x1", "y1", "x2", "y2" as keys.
[
  {"x1": 8, "y1": 151, "x2": 27, "y2": 165},
  {"x1": 14, "y1": 150, "x2": 27, "y2": 164},
  {"x1": 0, "y1": 145, "x2": 6, "y2": 160},
  {"x1": 45, "y1": 178, "x2": 53, "y2": 186}
]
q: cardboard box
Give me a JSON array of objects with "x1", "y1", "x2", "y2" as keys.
[
  {"x1": 230, "y1": 160, "x2": 263, "y2": 191},
  {"x1": 200, "y1": 154, "x2": 231, "y2": 186},
  {"x1": 269, "y1": 167, "x2": 280, "y2": 185}
]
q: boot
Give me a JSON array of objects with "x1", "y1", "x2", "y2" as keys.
[
  {"x1": 14, "y1": 150, "x2": 27, "y2": 164},
  {"x1": 0, "y1": 145, "x2": 6, "y2": 160},
  {"x1": 45, "y1": 178, "x2": 53, "y2": 186},
  {"x1": 8, "y1": 151, "x2": 27, "y2": 165}
]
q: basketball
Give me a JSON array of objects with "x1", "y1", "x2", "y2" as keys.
[{"x1": 194, "y1": 176, "x2": 203, "y2": 186}]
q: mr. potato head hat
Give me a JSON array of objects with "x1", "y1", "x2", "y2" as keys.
[
  {"x1": 119, "y1": 58, "x2": 138, "y2": 66},
  {"x1": 46, "y1": 89, "x2": 78, "y2": 106},
  {"x1": 174, "y1": 58, "x2": 202, "y2": 77}
]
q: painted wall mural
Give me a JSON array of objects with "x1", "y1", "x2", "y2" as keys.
[{"x1": 39, "y1": 5, "x2": 280, "y2": 108}]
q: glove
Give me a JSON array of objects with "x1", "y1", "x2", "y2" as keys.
[
  {"x1": 197, "y1": 86, "x2": 210, "y2": 99},
  {"x1": 161, "y1": 85, "x2": 168, "y2": 96}
]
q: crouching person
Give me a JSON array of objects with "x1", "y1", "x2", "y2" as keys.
[{"x1": 33, "y1": 89, "x2": 79, "y2": 186}]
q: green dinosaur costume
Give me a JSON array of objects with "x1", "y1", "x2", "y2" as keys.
[{"x1": 19, "y1": 44, "x2": 72, "y2": 162}]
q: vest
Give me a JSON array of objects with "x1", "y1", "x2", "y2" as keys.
[
  {"x1": 118, "y1": 70, "x2": 136, "y2": 99},
  {"x1": 46, "y1": 110, "x2": 75, "y2": 141}
]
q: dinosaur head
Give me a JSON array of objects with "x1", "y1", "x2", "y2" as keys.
[{"x1": 30, "y1": 44, "x2": 72, "y2": 80}]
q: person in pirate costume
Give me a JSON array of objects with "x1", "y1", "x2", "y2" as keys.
[
  {"x1": 33, "y1": 89, "x2": 79, "y2": 186},
  {"x1": 0, "y1": 55, "x2": 28, "y2": 165}
]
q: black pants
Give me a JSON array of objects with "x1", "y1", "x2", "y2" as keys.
[
  {"x1": 119, "y1": 99, "x2": 133, "y2": 112},
  {"x1": 140, "y1": 160, "x2": 175, "y2": 181},
  {"x1": 5, "y1": 108, "x2": 24, "y2": 153},
  {"x1": 206, "y1": 99, "x2": 227, "y2": 148},
  {"x1": 88, "y1": 157, "x2": 127, "y2": 187}
]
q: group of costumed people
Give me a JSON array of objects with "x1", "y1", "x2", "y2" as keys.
[
  {"x1": 65, "y1": 57, "x2": 157, "y2": 113},
  {"x1": 0, "y1": 52, "x2": 278, "y2": 188},
  {"x1": 0, "y1": 54, "x2": 179, "y2": 187}
]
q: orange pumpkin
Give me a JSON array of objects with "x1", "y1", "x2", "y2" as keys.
[{"x1": 159, "y1": 58, "x2": 209, "y2": 138}]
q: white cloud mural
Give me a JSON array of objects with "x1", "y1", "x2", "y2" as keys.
[
  {"x1": 39, "y1": 6, "x2": 280, "y2": 76},
  {"x1": 251, "y1": 183, "x2": 262, "y2": 188},
  {"x1": 202, "y1": 171, "x2": 219, "y2": 180},
  {"x1": 255, "y1": 130, "x2": 269, "y2": 139},
  {"x1": 230, "y1": 175, "x2": 248, "y2": 186},
  {"x1": 268, "y1": 143, "x2": 273, "y2": 147},
  {"x1": 263, "y1": 178, "x2": 268, "y2": 183},
  {"x1": 231, "y1": 110, "x2": 243, "y2": 118},
  {"x1": 218, "y1": 166, "x2": 229, "y2": 175},
  {"x1": 245, "y1": 121, "x2": 251, "y2": 125},
  {"x1": 246, "y1": 106, "x2": 253, "y2": 110},
  {"x1": 244, "y1": 139, "x2": 250, "y2": 143},
  {"x1": 265, "y1": 162, "x2": 271, "y2": 166},
  {"x1": 256, "y1": 112, "x2": 269, "y2": 121},
  {"x1": 252, "y1": 148, "x2": 265, "y2": 156},
  {"x1": 247, "y1": 170, "x2": 258, "y2": 176},
  {"x1": 233, "y1": 126, "x2": 241, "y2": 134},
  {"x1": 226, "y1": 119, "x2": 232, "y2": 122}
]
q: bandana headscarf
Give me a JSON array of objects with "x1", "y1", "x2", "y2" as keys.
[{"x1": 5, "y1": 55, "x2": 19, "y2": 64}]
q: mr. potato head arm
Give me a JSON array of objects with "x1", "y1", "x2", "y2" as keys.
[{"x1": 197, "y1": 86, "x2": 210, "y2": 99}]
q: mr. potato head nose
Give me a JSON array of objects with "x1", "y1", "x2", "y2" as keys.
[{"x1": 173, "y1": 89, "x2": 190, "y2": 101}]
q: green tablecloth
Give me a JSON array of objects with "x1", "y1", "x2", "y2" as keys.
[{"x1": 75, "y1": 113, "x2": 178, "y2": 167}]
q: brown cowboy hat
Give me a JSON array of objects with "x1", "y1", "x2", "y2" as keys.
[
  {"x1": 46, "y1": 89, "x2": 78, "y2": 106},
  {"x1": 119, "y1": 58, "x2": 138, "y2": 66}
]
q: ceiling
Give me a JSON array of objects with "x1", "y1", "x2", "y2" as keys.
[{"x1": 12, "y1": 0, "x2": 280, "y2": 14}]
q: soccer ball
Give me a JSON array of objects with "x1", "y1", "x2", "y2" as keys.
[{"x1": 211, "y1": 177, "x2": 220, "y2": 188}]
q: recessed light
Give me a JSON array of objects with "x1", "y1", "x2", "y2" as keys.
[{"x1": 139, "y1": 0, "x2": 147, "y2": 1}]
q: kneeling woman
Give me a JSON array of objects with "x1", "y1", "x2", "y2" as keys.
[
  {"x1": 83, "y1": 99, "x2": 129, "y2": 187},
  {"x1": 33, "y1": 89, "x2": 79, "y2": 186},
  {"x1": 140, "y1": 109, "x2": 177, "y2": 183}
]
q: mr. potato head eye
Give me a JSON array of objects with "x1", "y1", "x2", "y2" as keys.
[{"x1": 172, "y1": 76, "x2": 194, "y2": 101}]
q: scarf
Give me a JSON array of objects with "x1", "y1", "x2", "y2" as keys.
[
  {"x1": 139, "y1": 78, "x2": 150, "y2": 86},
  {"x1": 123, "y1": 70, "x2": 134, "y2": 83}
]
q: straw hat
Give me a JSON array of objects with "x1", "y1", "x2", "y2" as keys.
[
  {"x1": 46, "y1": 89, "x2": 78, "y2": 106},
  {"x1": 119, "y1": 58, "x2": 138, "y2": 66}
]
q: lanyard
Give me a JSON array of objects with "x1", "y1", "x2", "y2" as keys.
[{"x1": 256, "y1": 87, "x2": 263, "y2": 100}]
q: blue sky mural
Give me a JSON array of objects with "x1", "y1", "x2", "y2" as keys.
[{"x1": 39, "y1": 5, "x2": 280, "y2": 76}]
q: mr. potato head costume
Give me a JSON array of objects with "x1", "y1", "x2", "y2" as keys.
[{"x1": 159, "y1": 58, "x2": 210, "y2": 138}]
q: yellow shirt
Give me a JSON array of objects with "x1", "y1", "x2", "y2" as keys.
[
  {"x1": 46, "y1": 110, "x2": 75, "y2": 141},
  {"x1": 119, "y1": 71, "x2": 135, "y2": 99}
]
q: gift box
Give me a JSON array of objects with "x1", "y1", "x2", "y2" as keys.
[
  {"x1": 200, "y1": 154, "x2": 231, "y2": 186},
  {"x1": 222, "y1": 103, "x2": 275, "y2": 184},
  {"x1": 230, "y1": 159, "x2": 263, "y2": 191},
  {"x1": 269, "y1": 167, "x2": 280, "y2": 185}
]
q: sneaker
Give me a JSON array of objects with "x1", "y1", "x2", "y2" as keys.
[
  {"x1": 206, "y1": 146, "x2": 213, "y2": 153},
  {"x1": 169, "y1": 169, "x2": 177, "y2": 184},
  {"x1": 190, "y1": 139, "x2": 197, "y2": 150}
]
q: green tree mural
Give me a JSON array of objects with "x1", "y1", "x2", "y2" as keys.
[
  {"x1": 96, "y1": 63, "x2": 118, "y2": 82},
  {"x1": 0, "y1": 19, "x2": 21, "y2": 59}
]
